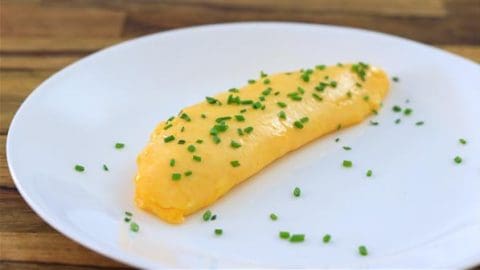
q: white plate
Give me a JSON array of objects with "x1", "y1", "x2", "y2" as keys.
[{"x1": 7, "y1": 22, "x2": 480, "y2": 268}]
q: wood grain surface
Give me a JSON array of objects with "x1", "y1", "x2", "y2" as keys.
[{"x1": 1, "y1": 0, "x2": 479, "y2": 269}]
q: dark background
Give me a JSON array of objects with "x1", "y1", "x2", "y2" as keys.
[{"x1": 1, "y1": 0, "x2": 479, "y2": 269}]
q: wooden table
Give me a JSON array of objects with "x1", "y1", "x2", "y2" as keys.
[{"x1": 1, "y1": 1, "x2": 479, "y2": 269}]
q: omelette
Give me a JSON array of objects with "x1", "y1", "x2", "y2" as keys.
[{"x1": 135, "y1": 63, "x2": 389, "y2": 224}]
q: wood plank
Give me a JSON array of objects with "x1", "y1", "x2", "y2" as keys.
[
  {"x1": 440, "y1": 45, "x2": 480, "y2": 63},
  {"x1": 0, "y1": 37, "x2": 124, "y2": 53},
  {"x1": 0, "y1": 261, "x2": 130, "y2": 270},
  {"x1": 0, "y1": 232, "x2": 127, "y2": 267},
  {"x1": 0, "y1": 190, "x2": 53, "y2": 233},
  {"x1": 0, "y1": 3, "x2": 126, "y2": 37},
  {"x1": 0, "y1": 55, "x2": 81, "y2": 70},
  {"x1": 0, "y1": 135, "x2": 14, "y2": 189}
]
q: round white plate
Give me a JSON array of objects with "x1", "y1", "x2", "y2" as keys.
[{"x1": 7, "y1": 22, "x2": 480, "y2": 268}]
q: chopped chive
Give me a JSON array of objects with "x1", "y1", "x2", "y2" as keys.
[
  {"x1": 395, "y1": 118, "x2": 401, "y2": 124},
  {"x1": 170, "y1": 159, "x2": 175, "y2": 167},
  {"x1": 337, "y1": 124, "x2": 342, "y2": 130},
  {"x1": 274, "y1": 91, "x2": 280, "y2": 96},
  {"x1": 187, "y1": 145, "x2": 196, "y2": 153},
  {"x1": 289, "y1": 234, "x2": 305, "y2": 243},
  {"x1": 337, "y1": 62, "x2": 343, "y2": 67},
  {"x1": 102, "y1": 164, "x2": 109, "y2": 171},
  {"x1": 293, "y1": 187, "x2": 301, "y2": 197},
  {"x1": 366, "y1": 170, "x2": 373, "y2": 177},
  {"x1": 244, "y1": 126, "x2": 254, "y2": 134},
  {"x1": 323, "y1": 234, "x2": 331, "y2": 243},
  {"x1": 193, "y1": 155, "x2": 202, "y2": 162},
  {"x1": 172, "y1": 173, "x2": 182, "y2": 181},
  {"x1": 203, "y1": 210, "x2": 212, "y2": 221},
  {"x1": 252, "y1": 101, "x2": 262, "y2": 109},
  {"x1": 312, "y1": 93, "x2": 323, "y2": 101},
  {"x1": 372, "y1": 109, "x2": 378, "y2": 115},
  {"x1": 358, "y1": 245, "x2": 368, "y2": 256},
  {"x1": 342, "y1": 160, "x2": 353, "y2": 168},
  {"x1": 248, "y1": 79, "x2": 256, "y2": 84},
  {"x1": 212, "y1": 135, "x2": 221, "y2": 144},
  {"x1": 363, "y1": 95, "x2": 369, "y2": 101},
  {"x1": 125, "y1": 211, "x2": 133, "y2": 217},
  {"x1": 240, "y1": 108, "x2": 247, "y2": 113},
  {"x1": 237, "y1": 128, "x2": 244, "y2": 136},
  {"x1": 459, "y1": 138, "x2": 467, "y2": 145},
  {"x1": 297, "y1": 87, "x2": 305, "y2": 94},
  {"x1": 454, "y1": 156, "x2": 462, "y2": 164},
  {"x1": 229, "y1": 88, "x2": 239, "y2": 93},
  {"x1": 351, "y1": 62, "x2": 369, "y2": 81},
  {"x1": 205, "y1": 96, "x2": 218, "y2": 104},
  {"x1": 356, "y1": 82, "x2": 363, "y2": 88},
  {"x1": 404, "y1": 108, "x2": 413, "y2": 116},
  {"x1": 262, "y1": 87, "x2": 272, "y2": 96},
  {"x1": 235, "y1": 115, "x2": 245, "y2": 122},
  {"x1": 216, "y1": 116, "x2": 232, "y2": 123},
  {"x1": 201, "y1": 113, "x2": 207, "y2": 119},
  {"x1": 259, "y1": 96, "x2": 266, "y2": 101},
  {"x1": 180, "y1": 113, "x2": 191, "y2": 122},
  {"x1": 278, "y1": 111, "x2": 286, "y2": 120},
  {"x1": 130, "y1": 222, "x2": 139, "y2": 232},
  {"x1": 369, "y1": 121, "x2": 379, "y2": 126},
  {"x1": 227, "y1": 95, "x2": 241, "y2": 105},
  {"x1": 211, "y1": 215, "x2": 217, "y2": 220},
  {"x1": 240, "y1": 99, "x2": 253, "y2": 105},
  {"x1": 315, "y1": 82, "x2": 328, "y2": 92},
  {"x1": 124, "y1": 217, "x2": 131, "y2": 222},
  {"x1": 315, "y1": 64, "x2": 326, "y2": 70},
  {"x1": 184, "y1": 170, "x2": 192, "y2": 176},
  {"x1": 392, "y1": 105, "x2": 402, "y2": 112},
  {"x1": 115, "y1": 143, "x2": 125, "y2": 149},
  {"x1": 260, "y1": 71, "x2": 268, "y2": 78},
  {"x1": 167, "y1": 116, "x2": 175, "y2": 122},
  {"x1": 335, "y1": 137, "x2": 340, "y2": 142},
  {"x1": 287, "y1": 92, "x2": 302, "y2": 101},
  {"x1": 300, "y1": 117, "x2": 309, "y2": 123},
  {"x1": 346, "y1": 91, "x2": 352, "y2": 98},
  {"x1": 343, "y1": 146, "x2": 352, "y2": 151},
  {"x1": 230, "y1": 140, "x2": 242, "y2": 149},
  {"x1": 163, "y1": 124, "x2": 173, "y2": 130},
  {"x1": 330, "y1": 81, "x2": 337, "y2": 88},
  {"x1": 74, "y1": 165, "x2": 85, "y2": 172},
  {"x1": 164, "y1": 135, "x2": 175, "y2": 143},
  {"x1": 279, "y1": 231, "x2": 290, "y2": 239},
  {"x1": 294, "y1": 121, "x2": 304, "y2": 129},
  {"x1": 180, "y1": 126, "x2": 185, "y2": 132},
  {"x1": 263, "y1": 78, "x2": 271, "y2": 84},
  {"x1": 196, "y1": 139, "x2": 203, "y2": 144},
  {"x1": 277, "y1": 102, "x2": 287, "y2": 108},
  {"x1": 392, "y1": 76, "x2": 399, "y2": 82},
  {"x1": 178, "y1": 139, "x2": 186, "y2": 145},
  {"x1": 230, "y1": 160, "x2": 240, "y2": 167},
  {"x1": 301, "y1": 72, "x2": 310, "y2": 82},
  {"x1": 270, "y1": 213, "x2": 278, "y2": 221},
  {"x1": 214, "y1": 228, "x2": 223, "y2": 235},
  {"x1": 415, "y1": 121, "x2": 424, "y2": 126}
]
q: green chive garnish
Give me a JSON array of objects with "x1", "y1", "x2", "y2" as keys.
[
  {"x1": 392, "y1": 105, "x2": 402, "y2": 112},
  {"x1": 184, "y1": 170, "x2": 192, "y2": 176},
  {"x1": 294, "y1": 121, "x2": 304, "y2": 129},
  {"x1": 459, "y1": 138, "x2": 467, "y2": 145},
  {"x1": 277, "y1": 102, "x2": 287, "y2": 108},
  {"x1": 164, "y1": 124, "x2": 173, "y2": 130},
  {"x1": 75, "y1": 165, "x2": 85, "y2": 172},
  {"x1": 342, "y1": 160, "x2": 353, "y2": 168},
  {"x1": 206, "y1": 96, "x2": 218, "y2": 104},
  {"x1": 172, "y1": 173, "x2": 181, "y2": 181},
  {"x1": 260, "y1": 71, "x2": 268, "y2": 78},
  {"x1": 315, "y1": 64, "x2": 326, "y2": 70},
  {"x1": 187, "y1": 145, "x2": 196, "y2": 153},
  {"x1": 229, "y1": 88, "x2": 239, "y2": 93},
  {"x1": 216, "y1": 116, "x2": 232, "y2": 123},
  {"x1": 363, "y1": 95, "x2": 369, "y2": 101},
  {"x1": 240, "y1": 109, "x2": 247, "y2": 113},
  {"x1": 366, "y1": 170, "x2": 373, "y2": 177},
  {"x1": 262, "y1": 87, "x2": 272, "y2": 96},
  {"x1": 214, "y1": 228, "x2": 223, "y2": 235},
  {"x1": 358, "y1": 245, "x2": 368, "y2": 256},
  {"x1": 170, "y1": 159, "x2": 175, "y2": 167},
  {"x1": 248, "y1": 79, "x2": 256, "y2": 84},
  {"x1": 241, "y1": 100, "x2": 253, "y2": 105},
  {"x1": 196, "y1": 139, "x2": 203, "y2": 144},
  {"x1": 252, "y1": 101, "x2": 262, "y2": 109},
  {"x1": 244, "y1": 126, "x2": 254, "y2": 134},
  {"x1": 102, "y1": 164, "x2": 109, "y2": 171},
  {"x1": 330, "y1": 81, "x2": 337, "y2": 88},
  {"x1": 178, "y1": 139, "x2": 186, "y2": 145},
  {"x1": 263, "y1": 79, "x2": 271, "y2": 84},
  {"x1": 180, "y1": 113, "x2": 191, "y2": 122},
  {"x1": 369, "y1": 121, "x2": 379, "y2": 126},
  {"x1": 343, "y1": 146, "x2": 351, "y2": 151},
  {"x1": 203, "y1": 210, "x2": 211, "y2": 221},
  {"x1": 125, "y1": 211, "x2": 132, "y2": 217},
  {"x1": 351, "y1": 62, "x2": 369, "y2": 81},
  {"x1": 323, "y1": 234, "x2": 331, "y2": 243},
  {"x1": 335, "y1": 138, "x2": 340, "y2": 142},
  {"x1": 235, "y1": 115, "x2": 245, "y2": 122},
  {"x1": 278, "y1": 111, "x2": 286, "y2": 120},
  {"x1": 167, "y1": 116, "x2": 175, "y2": 122},
  {"x1": 395, "y1": 118, "x2": 401, "y2": 124},
  {"x1": 454, "y1": 156, "x2": 462, "y2": 164},
  {"x1": 130, "y1": 222, "x2": 139, "y2": 232},
  {"x1": 237, "y1": 128, "x2": 244, "y2": 136},
  {"x1": 346, "y1": 91, "x2": 352, "y2": 98},
  {"x1": 270, "y1": 213, "x2": 278, "y2": 221},
  {"x1": 230, "y1": 140, "x2": 242, "y2": 149},
  {"x1": 164, "y1": 135, "x2": 175, "y2": 143},
  {"x1": 212, "y1": 135, "x2": 221, "y2": 144},
  {"x1": 293, "y1": 187, "x2": 301, "y2": 197},
  {"x1": 289, "y1": 234, "x2": 305, "y2": 243},
  {"x1": 415, "y1": 121, "x2": 424, "y2": 126},
  {"x1": 115, "y1": 143, "x2": 125, "y2": 149},
  {"x1": 193, "y1": 155, "x2": 202, "y2": 162},
  {"x1": 312, "y1": 93, "x2": 323, "y2": 101},
  {"x1": 201, "y1": 113, "x2": 207, "y2": 119},
  {"x1": 279, "y1": 231, "x2": 290, "y2": 239},
  {"x1": 300, "y1": 117, "x2": 309, "y2": 123},
  {"x1": 392, "y1": 76, "x2": 399, "y2": 82},
  {"x1": 404, "y1": 108, "x2": 413, "y2": 116},
  {"x1": 230, "y1": 160, "x2": 240, "y2": 167}
]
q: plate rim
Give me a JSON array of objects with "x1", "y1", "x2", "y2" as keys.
[{"x1": 6, "y1": 21, "x2": 480, "y2": 269}]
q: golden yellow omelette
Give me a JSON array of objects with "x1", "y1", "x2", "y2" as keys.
[{"x1": 135, "y1": 63, "x2": 389, "y2": 223}]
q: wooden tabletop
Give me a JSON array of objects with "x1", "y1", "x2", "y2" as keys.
[{"x1": 1, "y1": 1, "x2": 479, "y2": 269}]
